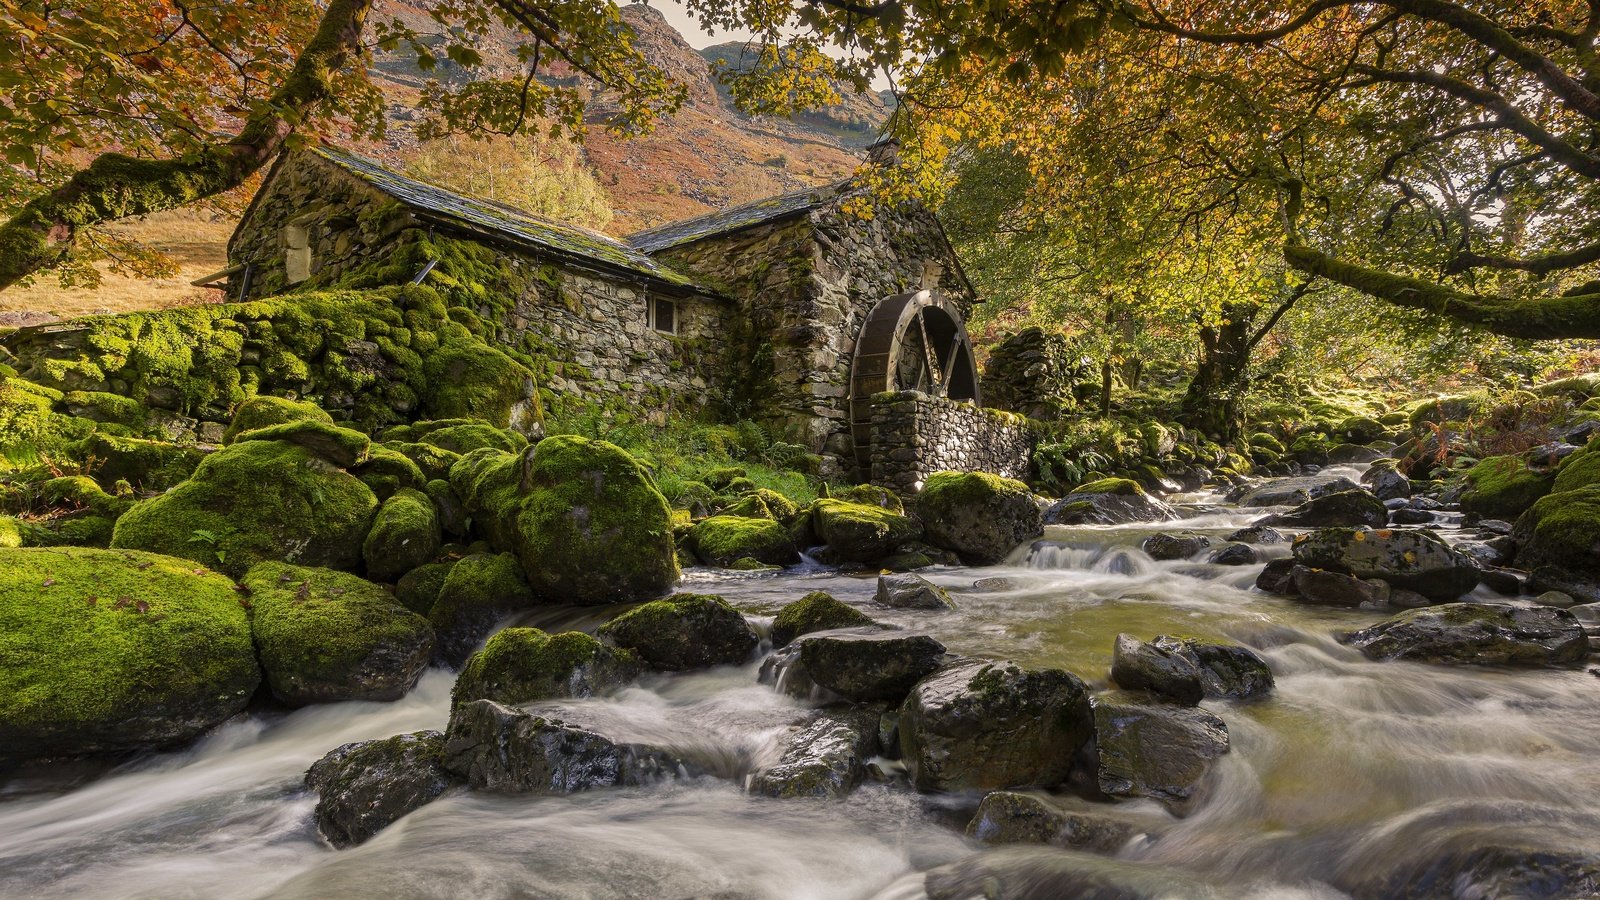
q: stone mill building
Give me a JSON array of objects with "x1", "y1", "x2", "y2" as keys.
[{"x1": 226, "y1": 144, "x2": 1035, "y2": 490}]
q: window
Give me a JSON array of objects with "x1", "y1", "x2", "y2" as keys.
[
  {"x1": 284, "y1": 224, "x2": 312, "y2": 284},
  {"x1": 648, "y1": 296, "x2": 677, "y2": 335}
]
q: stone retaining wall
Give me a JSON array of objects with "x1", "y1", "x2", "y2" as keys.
[{"x1": 868, "y1": 390, "x2": 1039, "y2": 494}]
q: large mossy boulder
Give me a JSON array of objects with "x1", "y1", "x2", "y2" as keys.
[
  {"x1": 1292, "y1": 527, "x2": 1479, "y2": 601},
  {"x1": 362, "y1": 487, "x2": 442, "y2": 583},
  {"x1": 1342, "y1": 603, "x2": 1588, "y2": 667},
  {"x1": 1461, "y1": 455, "x2": 1557, "y2": 519},
  {"x1": 223, "y1": 395, "x2": 333, "y2": 444},
  {"x1": 243, "y1": 563, "x2": 435, "y2": 705},
  {"x1": 795, "y1": 633, "x2": 948, "y2": 702},
  {"x1": 453, "y1": 627, "x2": 641, "y2": 707},
  {"x1": 420, "y1": 343, "x2": 539, "y2": 431},
  {"x1": 110, "y1": 432, "x2": 379, "y2": 577},
  {"x1": 687, "y1": 515, "x2": 799, "y2": 567},
  {"x1": 1514, "y1": 486, "x2": 1600, "y2": 580},
  {"x1": 770, "y1": 591, "x2": 879, "y2": 647},
  {"x1": 429, "y1": 552, "x2": 536, "y2": 667},
  {"x1": 1091, "y1": 691, "x2": 1230, "y2": 806},
  {"x1": 811, "y1": 498, "x2": 923, "y2": 562},
  {"x1": 1552, "y1": 443, "x2": 1600, "y2": 494},
  {"x1": 0, "y1": 547, "x2": 259, "y2": 761},
  {"x1": 915, "y1": 471, "x2": 1043, "y2": 565},
  {"x1": 451, "y1": 435, "x2": 678, "y2": 605},
  {"x1": 305, "y1": 730, "x2": 459, "y2": 848},
  {"x1": 75, "y1": 433, "x2": 207, "y2": 492},
  {"x1": 1043, "y1": 478, "x2": 1175, "y2": 526},
  {"x1": 597, "y1": 592, "x2": 758, "y2": 671},
  {"x1": 899, "y1": 659, "x2": 1093, "y2": 793}
]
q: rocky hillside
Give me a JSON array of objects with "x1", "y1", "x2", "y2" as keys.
[{"x1": 369, "y1": 1, "x2": 888, "y2": 232}]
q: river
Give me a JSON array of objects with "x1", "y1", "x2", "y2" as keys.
[{"x1": 2, "y1": 471, "x2": 1598, "y2": 898}]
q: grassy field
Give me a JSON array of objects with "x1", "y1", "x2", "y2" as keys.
[{"x1": 0, "y1": 209, "x2": 235, "y2": 325}]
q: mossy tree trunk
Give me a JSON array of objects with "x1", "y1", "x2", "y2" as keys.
[
  {"x1": 0, "y1": 0, "x2": 373, "y2": 292},
  {"x1": 1179, "y1": 286, "x2": 1309, "y2": 440}
]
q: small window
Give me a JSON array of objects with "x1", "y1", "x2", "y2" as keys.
[
  {"x1": 284, "y1": 224, "x2": 312, "y2": 284},
  {"x1": 649, "y1": 296, "x2": 677, "y2": 335}
]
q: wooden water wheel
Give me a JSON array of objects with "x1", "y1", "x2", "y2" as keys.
[{"x1": 849, "y1": 290, "x2": 981, "y2": 472}]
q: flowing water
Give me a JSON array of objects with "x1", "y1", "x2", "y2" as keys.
[{"x1": 3, "y1": 470, "x2": 1599, "y2": 898}]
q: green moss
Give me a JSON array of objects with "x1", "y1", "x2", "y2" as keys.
[
  {"x1": 811, "y1": 498, "x2": 923, "y2": 562},
  {"x1": 394, "y1": 560, "x2": 456, "y2": 617},
  {"x1": 920, "y1": 471, "x2": 1030, "y2": 507},
  {"x1": 597, "y1": 591, "x2": 757, "y2": 671},
  {"x1": 1462, "y1": 455, "x2": 1555, "y2": 519},
  {"x1": 361, "y1": 487, "x2": 441, "y2": 583},
  {"x1": 689, "y1": 515, "x2": 798, "y2": 567},
  {"x1": 242, "y1": 562, "x2": 433, "y2": 705},
  {"x1": 1514, "y1": 486, "x2": 1600, "y2": 573},
  {"x1": 839, "y1": 483, "x2": 904, "y2": 514},
  {"x1": 0, "y1": 546, "x2": 259, "y2": 759},
  {"x1": 224, "y1": 396, "x2": 332, "y2": 444},
  {"x1": 39, "y1": 475, "x2": 130, "y2": 518},
  {"x1": 721, "y1": 492, "x2": 776, "y2": 520},
  {"x1": 1553, "y1": 445, "x2": 1600, "y2": 494},
  {"x1": 380, "y1": 440, "x2": 462, "y2": 482},
  {"x1": 355, "y1": 444, "x2": 427, "y2": 500},
  {"x1": 447, "y1": 447, "x2": 524, "y2": 549},
  {"x1": 417, "y1": 422, "x2": 526, "y2": 455},
  {"x1": 60, "y1": 390, "x2": 146, "y2": 429},
  {"x1": 111, "y1": 438, "x2": 379, "y2": 577},
  {"x1": 1072, "y1": 477, "x2": 1143, "y2": 496},
  {"x1": 74, "y1": 433, "x2": 207, "y2": 491},
  {"x1": 421, "y1": 343, "x2": 535, "y2": 428},
  {"x1": 428, "y1": 551, "x2": 535, "y2": 665},
  {"x1": 452, "y1": 627, "x2": 641, "y2": 707},
  {"x1": 231, "y1": 419, "x2": 371, "y2": 469},
  {"x1": 770, "y1": 590, "x2": 877, "y2": 647},
  {"x1": 0, "y1": 516, "x2": 20, "y2": 548}
]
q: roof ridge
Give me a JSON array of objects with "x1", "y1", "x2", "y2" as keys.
[{"x1": 625, "y1": 179, "x2": 850, "y2": 253}]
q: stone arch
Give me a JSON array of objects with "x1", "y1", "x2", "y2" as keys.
[{"x1": 848, "y1": 289, "x2": 982, "y2": 472}]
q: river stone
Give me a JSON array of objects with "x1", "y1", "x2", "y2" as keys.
[
  {"x1": 1292, "y1": 527, "x2": 1480, "y2": 600},
  {"x1": 1208, "y1": 543, "x2": 1257, "y2": 566},
  {"x1": 769, "y1": 591, "x2": 880, "y2": 648},
  {"x1": 914, "y1": 471, "x2": 1043, "y2": 565},
  {"x1": 598, "y1": 592, "x2": 759, "y2": 671},
  {"x1": 1141, "y1": 532, "x2": 1212, "y2": 561},
  {"x1": 810, "y1": 499, "x2": 923, "y2": 563},
  {"x1": 1152, "y1": 636, "x2": 1274, "y2": 700},
  {"x1": 452, "y1": 628, "x2": 641, "y2": 708},
  {"x1": 925, "y1": 847, "x2": 1221, "y2": 900},
  {"x1": 1226, "y1": 525, "x2": 1285, "y2": 544},
  {"x1": 1230, "y1": 474, "x2": 1362, "y2": 508},
  {"x1": 1365, "y1": 466, "x2": 1413, "y2": 501},
  {"x1": 1110, "y1": 633, "x2": 1203, "y2": 704},
  {"x1": 1391, "y1": 507, "x2": 1434, "y2": 525},
  {"x1": 965, "y1": 791, "x2": 1138, "y2": 851},
  {"x1": 899, "y1": 659, "x2": 1093, "y2": 792},
  {"x1": 1091, "y1": 691, "x2": 1230, "y2": 806},
  {"x1": 305, "y1": 730, "x2": 458, "y2": 848},
  {"x1": 1290, "y1": 565, "x2": 1393, "y2": 607},
  {"x1": 1328, "y1": 443, "x2": 1384, "y2": 464},
  {"x1": 874, "y1": 573, "x2": 956, "y2": 610},
  {"x1": 1255, "y1": 557, "x2": 1297, "y2": 594},
  {"x1": 797, "y1": 633, "x2": 948, "y2": 702},
  {"x1": 428, "y1": 552, "x2": 536, "y2": 667},
  {"x1": 443, "y1": 699, "x2": 689, "y2": 793},
  {"x1": 747, "y1": 708, "x2": 880, "y2": 799},
  {"x1": 1258, "y1": 489, "x2": 1390, "y2": 529},
  {"x1": 1342, "y1": 603, "x2": 1589, "y2": 667},
  {"x1": 1043, "y1": 479, "x2": 1176, "y2": 526},
  {"x1": 361, "y1": 487, "x2": 442, "y2": 583}
]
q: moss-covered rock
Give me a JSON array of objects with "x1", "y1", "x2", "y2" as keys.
[
  {"x1": 1461, "y1": 455, "x2": 1556, "y2": 519},
  {"x1": 916, "y1": 471, "x2": 1043, "y2": 565},
  {"x1": 0, "y1": 547, "x2": 259, "y2": 761},
  {"x1": 1292, "y1": 527, "x2": 1479, "y2": 600},
  {"x1": 839, "y1": 484, "x2": 904, "y2": 514},
  {"x1": 417, "y1": 421, "x2": 527, "y2": 456},
  {"x1": 223, "y1": 396, "x2": 333, "y2": 444},
  {"x1": 1513, "y1": 486, "x2": 1600, "y2": 578},
  {"x1": 453, "y1": 628, "x2": 641, "y2": 707},
  {"x1": 1553, "y1": 444, "x2": 1600, "y2": 494},
  {"x1": 428, "y1": 552, "x2": 536, "y2": 666},
  {"x1": 231, "y1": 419, "x2": 371, "y2": 469},
  {"x1": 456, "y1": 435, "x2": 678, "y2": 605},
  {"x1": 363, "y1": 488, "x2": 442, "y2": 583},
  {"x1": 1343, "y1": 603, "x2": 1588, "y2": 667},
  {"x1": 394, "y1": 559, "x2": 456, "y2": 617},
  {"x1": 421, "y1": 344, "x2": 537, "y2": 430},
  {"x1": 74, "y1": 433, "x2": 207, "y2": 491},
  {"x1": 598, "y1": 592, "x2": 758, "y2": 671},
  {"x1": 770, "y1": 591, "x2": 879, "y2": 647},
  {"x1": 688, "y1": 515, "x2": 798, "y2": 567},
  {"x1": 811, "y1": 499, "x2": 923, "y2": 563},
  {"x1": 354, "y1": 445, "x2": 427, "y2": 500},
  {"x1": 111, "y1": 438, "x2": 379, "y2": 577},
  {"x1": 243, "y1": 563, "x2": 434, "y2": 705},
  {"x1": 382, "y1": 440, "x2": 462, "y2": 482}
]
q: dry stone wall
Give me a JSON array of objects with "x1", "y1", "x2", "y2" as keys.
[{"x1": 868, "y1": 390, "x2": 1040, "y2": 495}]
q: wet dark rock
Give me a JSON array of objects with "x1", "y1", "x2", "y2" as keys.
[
  {"x1": 1152, "y1": 636, "x2": 1274, "y2": 700},
  {"x1": 1090, "y1": 691, "x2": 1230, "y2": 806},
  {"x1": 1141, "y1": 532, "x2": 1212, "y2": 561},
  {"x1": 747, "y1": 708, "x2": 880, "y2": 799},
  {"x1": 1291, "y1": 565, "x2": 1392, "y2": 607},
  {"x1": 1528, "y1": 566, "x2": 1600, "y2": 605},
  {"x1": 874, "y1": 573, "x2": 956, "y2": 610},
  {"x1": 1292, "y1": 528, "x2": 1479, "y2": 600},
  {"x1": 1477, "y1": 519, "x2": 1515, "y2": 536},
  {"x1": 1477, "y1": 567, "x2": 1524, "y2": 596},
  {"x1": 1230, "y1": 474, "x2": 1362, "y2": 508},
  {"x1": 1207, "y1": 543, "x2": 1258, "y2": 566},
  {"x1": 1258, "y1": 489, "x2": 1390, "y2": 529},
  {"x1": 1043, "y1": 480, "x2": 1176, "y2": 526},
  {"x1": 972, "y1": 576, "x2": 1020, "y2": 592},
  {"x1": 1342, "y1": 603, "x2": 1589, "y2": 667},
  {"x1": 1111, "y1": 633, "x2": 1203, "y2": 704},
  {"x1": 1256, "y1": 557, "x2": 1297, "y2": 594},
  {"x1": 798, "y1": 633, "x2": 948, "y2": 702},
  {"x1": 1226, "y1": 525, "x2": 1285, "y2": 544},
  {"x1": 1353, "y1": 827, "x2": 1600, "y2": 900},
  {"x1": 305, "y1": 730, "x2": 458, "y2": 848},
  {"x1": 1329, "y1": 444, "x2": 1384, "y2": 464},
  {"x1": 1388, "y1": 587, "x2": 1434, "y2": 608},
  {"x1": 900, "y1": 659, "x2": 1093, "y2": 792},
  {"x1": 1456, "y1": 540, "x2": 1512, "y2": 568},
  {"x1": 925, "y1": 847, "x2": 1221, "y2": 900},
  {"x1": 769, "y1": 591, "x2": 880, "y2": 648},
  {"x1": 1534, "y1": 590, "x2": 1576, "y2": 608},
  {"x1": 1365, "y1": 466, "x2": 1413, "y2": 502},
  {"x1": 1391, "y1": 508, "x2": 1435, "y2": 525},
  {"x1": 965, "y1": 791, "x2": 1138, "y2": 851},
  {"x1": 443, "y1": 699, "x2": 690, "y2": 792},
  {"x1": 598, "y1": 593, "x2": 759, "y2": 671}
]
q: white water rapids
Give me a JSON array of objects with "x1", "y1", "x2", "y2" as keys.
[{"x1": 3, "y1": 475, "x2": 1599, "y2": 898}]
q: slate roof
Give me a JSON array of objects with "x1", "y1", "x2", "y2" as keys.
[
  {"x1": 312, "y1": 146, "x2": 699, "y2": 290},
  {"x1": 625, "y1": 181, "x2": 846, "y2": 253}
]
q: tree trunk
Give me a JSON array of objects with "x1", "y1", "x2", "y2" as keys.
[
  {"x1": 0, "y1": 0, "x2": 373, "y2": 292},
  {"x1": 1180, "y1": 309, "x2": 1253, "y2": 440}
]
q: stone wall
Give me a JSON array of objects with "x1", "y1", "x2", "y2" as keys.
[{"x1": 868, "y1": 390, "x2": 1040, "y2": 495}]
